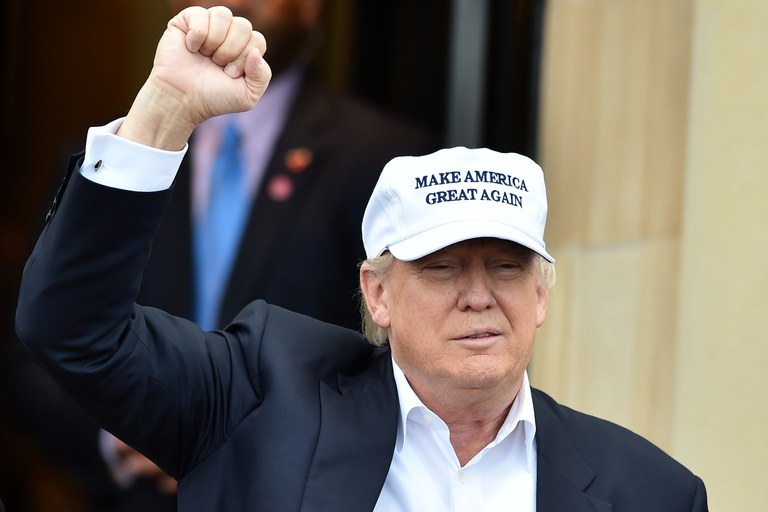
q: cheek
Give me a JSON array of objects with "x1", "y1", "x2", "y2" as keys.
[
  {"x1": 387, "y1": 298, "x2": 423, "y2": 341},
  {"x1": 388, "y1": 325, "x2": 438, "y2": 379},
  {"x1": 388, "y1": 284, "x2": 451, "y2": 333},
  {"x1": 387, "y1": 293, "x2": 438, "y2": 355}
]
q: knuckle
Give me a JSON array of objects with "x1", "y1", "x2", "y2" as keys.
[{"x1": 209, "y1": 5, "x2": 233, "y2": 19}]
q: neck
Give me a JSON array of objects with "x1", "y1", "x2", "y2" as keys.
[
  {"x1": 448, "y1": 405, "x2": 511, "y2": 466},
  {"x1": 415, "y1": 379, "x2": 523, "y2": 466}
]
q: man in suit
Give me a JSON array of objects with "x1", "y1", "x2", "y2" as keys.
[{"x1": 16, "y1": 7, "x2": 708, "y2": 511}]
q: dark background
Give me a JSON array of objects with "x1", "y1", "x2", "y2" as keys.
[{"x1": 0, "y1": 1, "x2": 545, "y2": 510}]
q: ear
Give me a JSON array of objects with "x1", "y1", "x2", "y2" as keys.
[
  {"x1": 535, "y1": 286, "x2": 548, "y2": 328},
  {"x1": 359, "y1": 266, "x2": 391, "y2": 329}
]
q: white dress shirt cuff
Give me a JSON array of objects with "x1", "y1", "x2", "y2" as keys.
[{"x1": 80, "y1": 117, "x2": 188, "y2": 192}]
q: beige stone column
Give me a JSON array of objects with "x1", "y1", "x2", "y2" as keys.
[
  {"x1": 532, "y1": 0, "x2": 768, "y2": 508},
  {"x1": 532, "y1": 0, "x2": 693, "y2": 448},
  {"x1": 674, "y1": 1, "x2": 768, "y2": 509}
]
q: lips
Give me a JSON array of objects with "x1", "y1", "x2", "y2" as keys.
[
  {"x1": 455, "y1": 329, "x2": 501, "y2": 341},
  {"x1": 465, "y1": 332, "x2": 494, "y2": 339}
]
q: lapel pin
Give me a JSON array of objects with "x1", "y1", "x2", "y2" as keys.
[
  {"x1": 284, "y1": 147, "x2": 313, "y2": 174},
  {"x1": 267, "y1": 174, "x2": 294, "y2": 202}
]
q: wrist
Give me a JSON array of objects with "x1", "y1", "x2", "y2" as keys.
[{"x1": 117, "y1": 77, "x2": 199, "y2": 151}]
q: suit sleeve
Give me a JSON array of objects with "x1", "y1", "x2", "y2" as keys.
[{"x1": 15, "y1": 162, "x2": 263, "y2": 478}]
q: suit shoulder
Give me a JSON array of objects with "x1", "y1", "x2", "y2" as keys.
[
  {"x1": 532, "y1": 388, "x2": 703, "y2": 490},
  {"x1": 232, "y1": 300, "x2": 377, "y2": 377}
]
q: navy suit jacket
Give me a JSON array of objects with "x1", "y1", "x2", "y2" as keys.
[{"x1": 17, "y1": 165, "x2": 708, "y2": 511}]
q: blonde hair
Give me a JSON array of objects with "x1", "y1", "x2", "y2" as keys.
[{"x1": 358, "y1": 249, "x2": 556, "y2": 347}]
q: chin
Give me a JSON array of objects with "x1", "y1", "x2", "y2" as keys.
[{"x1": 454, "y1": 362, "x2": 511, "y2": 389}]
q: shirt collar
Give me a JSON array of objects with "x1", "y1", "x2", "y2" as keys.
[{"x1": 392, "y1": 357, "x2": 537, "y2": 469}]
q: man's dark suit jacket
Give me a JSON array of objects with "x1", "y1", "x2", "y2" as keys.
[{"x1": 17, "y1": 164, "x2": 708, "y2": 511}]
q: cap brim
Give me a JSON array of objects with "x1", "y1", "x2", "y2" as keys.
[{"x1": 387, "y1": 219, "x2": 554, "y2": 262}]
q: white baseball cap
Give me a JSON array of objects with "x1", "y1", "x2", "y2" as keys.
[{"x1": 362, "y1": 146, "x2": 554, "y2": 262}]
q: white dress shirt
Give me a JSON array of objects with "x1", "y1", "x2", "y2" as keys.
[{"x1": 374, "y1": 360, "x2": 537, "y2": 512}]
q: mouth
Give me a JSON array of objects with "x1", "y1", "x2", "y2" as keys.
[
  {"x1": 463, "y1": 332, "x2": 495, "y2": 339},
  {"x1": 454, "y1": 330, "x2": 502, "y2": 344}
]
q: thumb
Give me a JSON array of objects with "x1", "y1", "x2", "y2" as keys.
[{"x1": 242, "y1": 47, "x2": 272, "y2": 101}]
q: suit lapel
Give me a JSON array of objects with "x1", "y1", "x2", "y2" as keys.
[
  {"x1": 537, "y1": 457, "x2": 612, "y2": 512},
  {"x1": 300, "y1": 349, "x2": 398, "y2": 511},
  {"x1": 533, "y1": 390, "x2": 613, "y2": 512}
]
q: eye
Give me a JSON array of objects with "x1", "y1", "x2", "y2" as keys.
[
  {"x1": 491, "y1": 259, "x2": 526, "y2": 275},
  {"x1": 419, "y1": 259, "x2": 460, "y2": 278},
  {"x1": 424, "y1": 262, "x2": 457, "y2": 272}
]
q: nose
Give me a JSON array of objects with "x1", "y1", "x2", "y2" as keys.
[{"x1": 457, "y1": 265, "x2": 496, "y2": 311}]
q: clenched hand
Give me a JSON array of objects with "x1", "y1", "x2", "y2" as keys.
[{"x1": 118, "y1": 6, "x2": 271, "y2": 150}]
